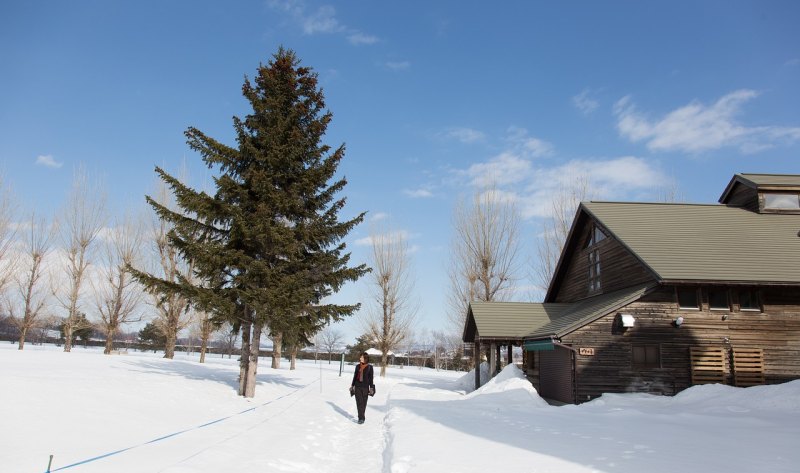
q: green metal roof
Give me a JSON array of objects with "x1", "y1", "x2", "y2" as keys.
[
  {"x1": 735, "y1": 173, "x2": 800, "y2": 188},
  {"x1": 525, "y1": 283, "x2": 655, "y2": 340},
  {"x1": 468, "y1": 301, "x2": 570, "y2": 340},
  {"x1": 583, "y1": 201, "x2": 800, "y2": 284}
]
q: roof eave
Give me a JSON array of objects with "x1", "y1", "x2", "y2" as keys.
[
  {"x1": 719, "y1": 174, "x2": 756, "y2": 204},
  {"x1": 526, "y1": 283, "x2": 659, "y2": 341},
  {"x1": 662, "y1": 279, "x2": 800, "y2": 286}
]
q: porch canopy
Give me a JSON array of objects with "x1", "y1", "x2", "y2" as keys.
[
  {"x1": 462, "y1": 301, "x2": 569, "y2": 345},
  {"x1": 463, "y1": 301, "x2": 570, "y2": 388}
]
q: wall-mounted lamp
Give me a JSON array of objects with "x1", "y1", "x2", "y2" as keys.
[
  {"x1": 721, "y1": 314, "x2": 729, "y2": 321},
  {"x1": 618, "y1": 313, "x2": 635, "y2": 328},
  {"x1": 673, "y1": 316, "x2": 684, "y2": 328}
]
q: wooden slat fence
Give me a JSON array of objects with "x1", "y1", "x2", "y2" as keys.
[
  {"x1": 732, "y1": 347, "x2": 765, "y2": 387},
  {"x1": 690, "y1": 347, "x2": 726, "y2": 385}
]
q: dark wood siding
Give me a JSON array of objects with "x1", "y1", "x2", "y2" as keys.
[
  {"x1": 553, "y1": 221, "x2": 655, "y2": 303},
  {"x1": 539, "y1": 347, "x2": 574, "y2": 404},
  {"x1": 560, "y1": 285, "x2": 800, "y2": 403},
  {"x1": 722, "y1": 182, "x2": 759, "y2": 211}
]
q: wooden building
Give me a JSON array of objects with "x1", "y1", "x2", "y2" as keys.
[{"x1": 463, "y1": 173, "x2": 800, "y2": 404}]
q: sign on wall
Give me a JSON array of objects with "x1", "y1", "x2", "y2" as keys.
[{"x1": 579, "y1": 347, "x2": 595, "y2": 356}]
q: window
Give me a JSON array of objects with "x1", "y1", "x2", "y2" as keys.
[
  {"x1": 677, "y1": 288, "x2": 699, "y2": 309},
  {"x1": 585, "y1": 224, "x2": 607, "y2": 248},
  {"x1": 708, "y1": 289, "x2": 730, "y2": 310},
  {"x1": 739, "y1": 290, "x2": 761, "y2": 311},
  {"x1": 632, "y1": 345, "x2": 661, "y2": 368},
  {"x1": 764, "y1": 193, "x2": 800, "y2": 210},
  {"x1": 588, "y1": 249, "x2": 601, "y2": 292}
]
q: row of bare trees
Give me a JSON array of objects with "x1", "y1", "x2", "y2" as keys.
[{"x1": 0, "y1": 169, "x2": 222, "y2": 358}]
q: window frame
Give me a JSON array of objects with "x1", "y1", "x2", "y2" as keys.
[
  {"x1": 738, "y1": 289, "x2": 762, "y2": 312},
  {"x1": 588, "y1": 248, "x2": 601, "y2": 292},
  {"x1": 631, "y1": 344, "x2": 661, "y2": 369},
  {"x1": 676, "y1": 287, "x2": 700, "y2": 310},
  {"x1": 708, "y1": 288, "x2": 730, "y2": 311},
  {"x1": 586, "y1": 223, "x2": 605, "y2": 293}
]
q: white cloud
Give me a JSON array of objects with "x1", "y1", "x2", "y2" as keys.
[
  {"x1": 349, "y1": 33, "x2": 379, "y2": 45},
  {"x1": 354, "y1": 229, "x2": 413, "y2": 246},
  {"x1": 522, "y1": 137, "x2": 554, "y2": 158},
  {"x1": 440, "y1": 127, "x2": 485, "y2": 144},
  {"x1": 614, "y1": 90, "x2": 800, "y2": 154},
  {"x1": 370, "y1": 212, "x2": 389, "y2": 222},
  {"x1": 302, "y1": 5, "x2": 342, "y2": 34},
  {"x1": 516, "y1": 156, "x2": 665, "y2": 219},
  {"x1": 36, "y1": 155, "x2": 63, "y2": 169},
  {"x1": 572, "y1": 89, "x2": 599, "y2": 115},
  {"x1": 450, "y1": 148, "x2": 665, "y2": 220},
  {"x1": 785, "y1": 58, "x2": 800, "y2": 67},
  {"x1": 403, "y1": 188, "x2": 434, "y2": 198},
  {"x1": 464, "y1": 152, "x2": 532, "y2": 187},
  {"x1": 505, "y1": 126, "x2": 553, "y2": 158},
  {"x1": 385, "y1": 61, "x2": 411, "y2": 71},
  {"x1": 269, "y1": 1, "x2": 377, "y2": 46}
]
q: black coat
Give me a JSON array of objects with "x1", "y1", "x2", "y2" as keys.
[{"x1": 351, "y1": 363, "x2": 375, "y2": 389}]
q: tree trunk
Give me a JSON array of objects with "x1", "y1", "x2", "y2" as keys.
[
  {"x1": 244, "y1": 323, "x2": 261, "y2": 398},
  {"x1": 199, "y1": 338, "x2": 207, "y2": 364},
  {"x1": 18, "y1": 328, "x2": 27, "y2": 350},
  {"x1": 238, "y1": 318, "x2": 252, "y2": 396},
  {"x1": 289, "y1": 344, "x2": 297, "y2": 370},
  {"x1": 199, "y1": 318, "x2": 211, "y2": 364},
  {"x1": 271, "y1": 331, "x2": 282, "y2": 369},
  {"x1": 380, "y1": 353, "x2": 388, "y2": 377},
  {"x1": 104, "y1": 326, "x2": 115, "y2": 354},
  {"x1": 164, "y1": 329, "x2": 176, "y2": 359},
  {"x1": 64, "y1": 323, "x2": 74, "y2": 352}
]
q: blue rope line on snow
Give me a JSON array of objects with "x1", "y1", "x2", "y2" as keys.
[{"x1": 45, "y1": 380, "x2": 316, "y2": 472}]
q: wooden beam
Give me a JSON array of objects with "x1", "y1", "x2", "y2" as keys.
[{"x1": 474, "y1": 338, "x2": 481, "y2": 390}]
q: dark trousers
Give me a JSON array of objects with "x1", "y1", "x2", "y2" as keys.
[{"x1": 354, "y1": 386, "x2": 369, "y2": 421}]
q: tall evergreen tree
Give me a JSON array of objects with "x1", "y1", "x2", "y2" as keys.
[{"x1": 132, "y1": 48, "x2": 368, "y2": 397}]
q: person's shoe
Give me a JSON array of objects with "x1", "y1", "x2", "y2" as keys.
[{"x1": 358, "y1": 419, "x2": 364, "y2": 424}]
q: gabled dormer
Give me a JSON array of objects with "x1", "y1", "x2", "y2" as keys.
[{"x1": 719, "y1": 173, "x2": 800, "y2": 214}]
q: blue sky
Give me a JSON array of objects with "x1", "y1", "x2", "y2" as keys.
[{"x1": 1, "y1": 1, "x2": 798, "y2": 343}]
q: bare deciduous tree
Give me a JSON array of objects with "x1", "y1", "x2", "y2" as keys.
[
  {"x1": 58, "y1": 168, "x2": 106, "y2": 352},
  {"x1": 94, "y1": 213, "x2": 145, "y2": 354},
  {"x1": 318, "y1": 326, "x2": 344, "y2": 363},
  {"x1": 0, "y1": 175, "x2": 18, "y2": 296},
  {"x1": 216, "y1": 322, "x2": 238, "y2": 359},
  {"x1": 363, "y1": 228, "x2": 417, "y2": 377},
  {"x1": 10, "y1": 213, "x2": 55, "y2": 349},
  {"x1": 447, "y1": 187, "x2": 522, "y2": 332},
  {"x1": 191, "y1": 308, "x2": 217, "y2": 363},
  {"x1": 532, "y1": 176, "x2": 593, "y2": 297},
  {"x1": 148, "y1": 181, "x2": 194, "y2": 359}
]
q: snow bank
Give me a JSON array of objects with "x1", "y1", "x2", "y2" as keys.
[
  {"x1": 583, "y1": 379, "x2": 800, "y2": 415},
  {"x1": 464, "y1": 363, "x2": 549, "y2": 407},
  {"x1": 456, "y1": 361, "x2": 489, "y2": 391},
  {"x1": 672, "y1": 379, "x2": 800, "y2": 412}
]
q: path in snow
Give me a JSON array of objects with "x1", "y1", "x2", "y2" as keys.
[{"x1": 73, "y1": 363, "x2": 390, "y2": 473}]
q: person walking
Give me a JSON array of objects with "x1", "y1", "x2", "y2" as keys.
[{"x1": 349, "y1": 352, "x2": 375, "y2": 424}]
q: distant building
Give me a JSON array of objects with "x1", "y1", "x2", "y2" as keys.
[{"x1": 464, "y1": 173, "x2": 800, "y2": 404}]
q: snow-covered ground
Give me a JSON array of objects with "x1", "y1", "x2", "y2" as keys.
[{"x1": 2, "y1": 343, "x2": 799, "y2": 473}]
